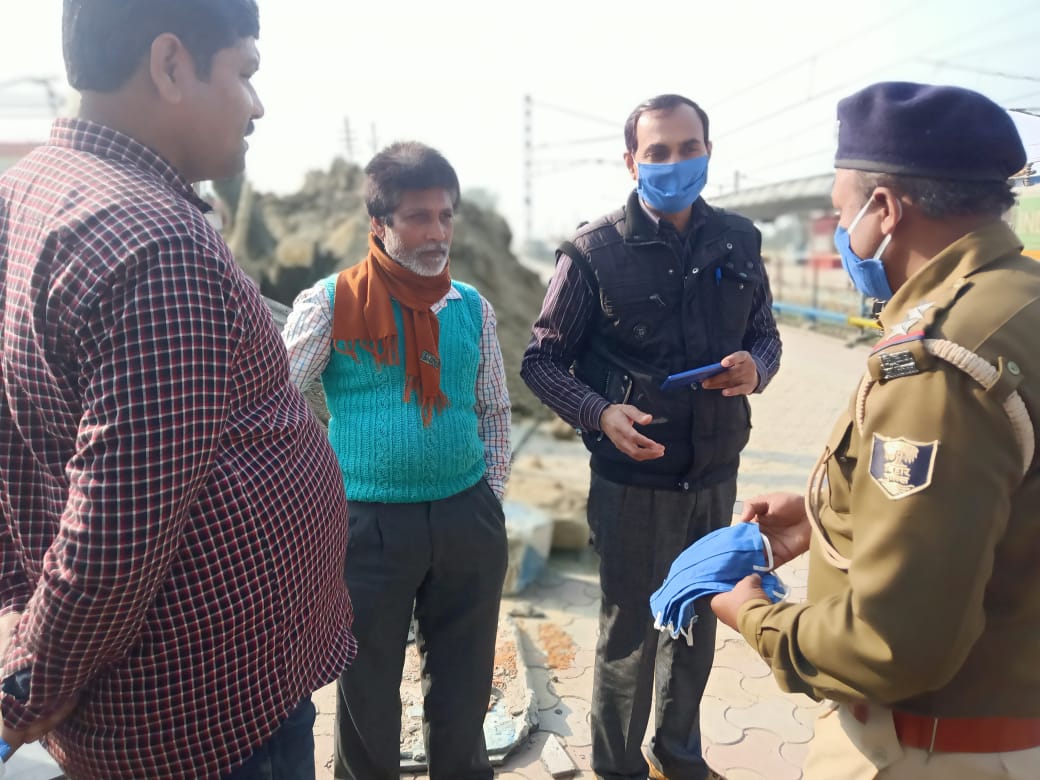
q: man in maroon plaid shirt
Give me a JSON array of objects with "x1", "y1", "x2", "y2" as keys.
[{"x1": 0, "y1": 2, "x2": 356, "y2": 777}]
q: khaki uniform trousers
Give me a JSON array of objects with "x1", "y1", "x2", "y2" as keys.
[{"x1": 804, "y1": 704, "x2": 1040, "y2": 780}]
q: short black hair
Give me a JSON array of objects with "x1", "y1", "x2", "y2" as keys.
[
  {"x1": 364, "y1": 142, "x2": 461, "y2": 221},
  {"x1": 624, "y1": 94, "x2": 710, "y2": 154},
  {"x1": 63, "y1": 0, "x2": 260, "y2": 92},
  {"x1": 857, "y1": 171, "x2": 1017, "y2": 219}
]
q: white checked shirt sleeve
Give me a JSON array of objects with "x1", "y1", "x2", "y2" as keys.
[
  {"x1": 475, "y1": 295, "x2": 511, "y2": 501},
  {"x1": 282, "y1": 280, "x2": 333, "y2": 390}
]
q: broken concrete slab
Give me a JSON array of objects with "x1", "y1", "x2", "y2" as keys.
[
  {"x1": 400, "y1": 617, "x2": 539, "y2": 773},
  {"x1": 540, "y1": 734, "x2": 578, "y2": 778}
]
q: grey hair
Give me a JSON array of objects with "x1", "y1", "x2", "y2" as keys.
[{"x1": 857, "y1": 171, "x2": 1017, "y2": 219}]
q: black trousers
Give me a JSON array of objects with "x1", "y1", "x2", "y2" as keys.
[
  {"x1": 587, "y1": 472, "x2": 736, "y2": 780},
  {"x1": 333, "y1": 479, "x2": 508, "y2": 780}
]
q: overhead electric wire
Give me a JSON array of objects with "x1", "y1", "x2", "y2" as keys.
[
  {"x1": 710, "y1": 0, "x2": 936, "y2": 110},
  {"x1": 920, "y1": 61, "x2": 1040, "y2": 83},
  {"x1": 529, "y1": 100, "x2": 616, "y2": 129},
  {"x1": 720, "y1": 1, "x2": 1037, "y2": 140}
]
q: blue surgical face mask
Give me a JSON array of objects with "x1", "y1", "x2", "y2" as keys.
[
  {"x1": 649, "y1": 522, "x2": 787, "y2": 645},
  {"x1": 833, "y1": 195, "x2": 900, "y2": 301},
  {"x1": 637, "y1": 155, "x2": 709, "y2": 214}
]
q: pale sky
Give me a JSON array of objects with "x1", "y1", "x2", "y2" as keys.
[{"x1": 2, "y1": 0, "x2": 1039, "y2": 245}]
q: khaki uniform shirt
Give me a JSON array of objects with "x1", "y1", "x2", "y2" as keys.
[{"x1": 738, "y1": 222, "x2": 1040, "y2": 717}]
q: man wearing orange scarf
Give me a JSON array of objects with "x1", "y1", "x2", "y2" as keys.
[{"x1": 282, "y1": 142, "x2": 510, "y2": 780}]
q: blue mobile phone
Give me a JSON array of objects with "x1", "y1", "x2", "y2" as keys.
[{"x1": 660, "y1": 362, "x2": 726, "y2": 391}]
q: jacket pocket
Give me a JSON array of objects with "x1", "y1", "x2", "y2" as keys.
[{"x1": 603, "y1": 367, "x2": 634, "y2": 405}]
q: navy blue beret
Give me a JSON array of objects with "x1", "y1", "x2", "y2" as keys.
[{"x1": 835, "y1": 81, "x2": 1026, "y2": 181}]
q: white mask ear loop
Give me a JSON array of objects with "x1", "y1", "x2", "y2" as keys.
[
  {"x1": 873, "y1": 198, "x2": 903, "y2": 260},
  {"x1": 755, "y1": 533, "x2": 775, "y2": 572},
  {"x1": 847, "y1": 196, "x2": 875, "y2": 233},
  {"x1": 848, "y1": 192, "x2": 901, "y2": 259}
]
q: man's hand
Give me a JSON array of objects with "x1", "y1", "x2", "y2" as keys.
[
  {"x1": 1, "y1": 697, "x2": 78, "y2": 756},
  {"x1": 599, "y1": 404, "x2": 666, "y2": 461},
  {"x1": 711, "y1": 574, "x2": 769, "y2": 630},
  {"x1": 0, "y1": 612, "x2": 78, "y2": 756},
  {"x1": 741, "y1": 492, "x2": 811, "y2": 568},
  {"x1": 701, "y1": 350, "x2": 759, "y2": 396}
]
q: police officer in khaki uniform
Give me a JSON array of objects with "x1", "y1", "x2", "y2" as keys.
[{"x1": 711, "y1": 81, "x2": 1040, "y2": 779}]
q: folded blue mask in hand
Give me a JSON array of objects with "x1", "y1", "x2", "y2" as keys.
[
  {"x1": 650, "y1": 522, "x2": 777, "y2": 624},
  {"x1": 650, "y1": 522, "x2": 788, "y2": 646}
]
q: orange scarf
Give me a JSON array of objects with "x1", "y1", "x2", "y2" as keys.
[{"x1": 332, "y1": 233, "x2": 452, "y2": 425}]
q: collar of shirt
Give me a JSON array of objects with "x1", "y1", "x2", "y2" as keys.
[
  {"x1": 878, "y1": 220, "x2": 1024, "y2": 334},
  {"x1": 48, "y1": 118, "x2": 211, "y2": 214},
  {"x1": 430, "y1": 283, "x2": 461, "y2": 314}
]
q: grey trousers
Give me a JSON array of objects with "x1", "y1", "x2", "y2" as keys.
[
  {"x1": 587, "y1": 472, "x2": 736, "y2": 780},
  {"x1": 333, "y1": 479, "x2": 508, "y2": 780}
]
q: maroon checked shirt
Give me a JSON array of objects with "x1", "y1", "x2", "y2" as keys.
[{"x1": 0, "y1": 119, "x2": 356, "y2": 778}]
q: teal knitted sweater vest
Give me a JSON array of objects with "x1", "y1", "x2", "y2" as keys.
[{"x1": 322, "y1": 277, "x2": 487, "y2": 502}]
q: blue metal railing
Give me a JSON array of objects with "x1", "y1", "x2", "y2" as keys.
[{"x1": 772, "y1": 301, "x2": 880, "y2": 330}]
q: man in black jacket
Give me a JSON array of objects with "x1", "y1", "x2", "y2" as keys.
[{"x1": 521, "y1": 93, "x2": 781, "y2": 780}]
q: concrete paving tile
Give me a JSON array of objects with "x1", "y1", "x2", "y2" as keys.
[
  {"x1": 555, "y1": 578, "x2": 598, "y2": 608},
  {"x1": 701, "y1": 694, "x2": 745, "y2": 745},
  {"x1": 706, "y1": 728, "x2": 801, "y2": 780},
  {"x1": 530, "y1": 594, "x2": 575, "y2": 614},
  {"x1": 721, "y1": 768, "x2": 769, "y2": 780},
  {"x1": 560, "y1": 694, "x2": 593, "y2": 747},
  {"x1": 714, "y1": 636, "x2": 772, "y2": 679},
  {"x1": 530, "y1": 669, "x2": 561, "y2": 711},
  {"x1": 516, "y1": 624, "x2": 550, "y2": 669},
  {"x1": 737, "y1": 669, "x2": 800, "y2": 702},
  {"x1": 583, "y1": 582, "x2": 602, "y2": 602},
  {"x1": 544, "y1": 553, "x2": 598, "y2": 580},
  {"x1": 725, "y1": 698, "x2": 813, "y2": 743},
  {"x1": 554, "y1": 649, "x2": 596, "y2": 680},
  {"x1": 705, "y1": 665, "x2": 757, "y2": 709},
  {"x1": 717, "y1": 623, "x2": 743, "y2": 643},
  {"x1": 521, "y1": 582, "x2": 554, "y2": 602},
  {"x1": 496, "y1": 731, "x2": 560, "y2": 778},
  {"x1": 535, "y1": 567, "x2": 567, "y2": 588},
  {"x1": 793, "y1": 702, "x2": 828, "y2": 739},
  {"x1": 552, "y1": 670, "x2": 593, "y2": 701},
  {"x1": 538, "y1": 610, "x2": 578, "y2": 629},
  {"x1": 537, "y1": 702, "x2": 577, "y2": 738},
  {"x1": 564, "y1": 741, "x2": 593, "y2": 772},
  {"x1": 781, "y1": 738, "x2": 811, "y2": 774},
  {"x1": 564, "y1": 616, "x2": 600, "y2": 649}
]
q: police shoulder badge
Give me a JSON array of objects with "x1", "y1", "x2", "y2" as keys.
[{"x1": 869, "y1": 434, "x2": 939, "y2": 500}]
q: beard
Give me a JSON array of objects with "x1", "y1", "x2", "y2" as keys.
[{"x1": 383, "y1": 231, "x2": 450, "y2": 276}]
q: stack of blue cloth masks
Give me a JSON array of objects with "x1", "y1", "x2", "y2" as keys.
[{"x1": 650, "y1": 522, "x2": 788, "y2": 646}]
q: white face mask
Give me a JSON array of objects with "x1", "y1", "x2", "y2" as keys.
[{"x1": 382, "y1": 229, "x2": 449, "y2": 277}]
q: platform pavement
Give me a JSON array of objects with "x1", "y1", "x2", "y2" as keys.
[{"x1": 310, "y1": 322, "x2": 877, "y2": 779}]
